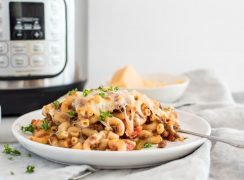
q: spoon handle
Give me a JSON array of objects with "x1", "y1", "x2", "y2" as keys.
[{"x1": 179, "y1": 129, "x2": 244, "y2": 148}]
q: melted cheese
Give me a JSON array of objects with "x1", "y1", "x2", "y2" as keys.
[{"x1": 45, "y1": 88, "x2": 176, "y2": 137}]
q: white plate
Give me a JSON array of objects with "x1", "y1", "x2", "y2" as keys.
[
  {"x1": 12, "y1": 110, "x2": 210, "y2": 169},
  {"x1": 125, "y1": 73, "x2": 190, "y2": 103}
]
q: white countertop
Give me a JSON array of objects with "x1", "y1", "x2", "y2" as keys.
[{"x1": 0, "y1": 117, "x2": 17, "y2": 143}]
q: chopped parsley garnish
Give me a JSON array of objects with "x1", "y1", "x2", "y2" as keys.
[
  {"x1": 27, "y1": 153, "x2": 32, "y2": 157},
  {"x1": 2, "y1": 144, "x2": 21, "y2": 156},
  {"x1": 108, "y1": 86, "x2": 119, "y2": 92},
  {"x1": 8, "y1": 157, "x2": 13, "y2": 160},
  {"x1": 99, "y1": 86, "x2": 119, "y2": 92},
  {"x1": 10, "y1": 171, "x2": 14, "y2": 175},
  {"x1": 67, "y1": 88, "x2": 78, "y2": 96},
  {"x1": 53, "y1": 100, "x2": 60, "y2": 108},
  {"x1": 100, "y1": 111, "x2": 112, "y2": 121},
  {"x1": 67, "y1": 110, "x2": 76, "y2": 118},
  {"x1": 98, "y1": 86, "x2": 106, "y2": 92},
  {"x1": 26, "y1": 165, "x2": 35, "y2": 173},
  {"x1": 83, "y1": 89, "x2": 92, "y2": 97},
  {"x1": 144, "y1": 143, "x2": 153, "y2": 148},
  {"x1": 83, "y1": 89, "x2": 93, "y2": 97},
  {"x1": 41, "y1": 119, "x2": 49, "y2": 131},
  {"x1": 99, "y1": 92, "x2": 106, "y2": 98},
  {"x1": 83, "y1": 86, "x2": 119, "y2": 98},
  {"x1": 21, "y1": 124, "x2": 34, "y2": 134}
]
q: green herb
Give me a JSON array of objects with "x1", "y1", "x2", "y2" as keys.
[
  {"x1": 10, "y1": 171, "x2": 14, "y2": 175},
  {"x1": 53, "y1": 100, "x2": 60, "y2": 108},
  {"x1": 82, "y1": 86, "x2": 119, "y2": 98},
  {"x1": 2, "y1": 144, "x2": 21, "y2": 156},
  {"x1": 99, "y1": 92, "x2": 106, "y2": 98},
  {"x1": 8, "y1": 157, "x2": 13, "y2": 160},
  {"x1": 41, "y1": 119, "x2": 49, "y2": 131},
  {"x1": 98, "y1": 86, "x2": 106, "y2": 91},
  {"x1": 100, "y1": 111, "x2": 112, "y2": 121},
  {"x1": 144, "y1": 143, "x2": 153, "y2": 148},
  {"x1": 108, "y1": 86, "x2": 119, "y2": 92},
  {"x1": 3, "y1": 144, "x2": 12, "y2": 154},
  {"x1": 26, "y1": 165, "x2": 35, "y2": 173},
  {"x1": 67, "y1": 88, "x2": 78, "y2": 96},
  {"x1": 21, "y1": 124, "x2": 34, "y2": 134},
  {"x1": 99, "y1": 86, "x2": 119, "y2": 92},
  {"x1": 83, "y1": 89, "x2": 92, "y2": 97},
  {"x1": 114, "y1": 86, "x2": 119, "y2": 91},
  {"x1": 67, "y1": 110, "x2": 76, "y2": 118},
  {"x1": 27, "y1": 153, "x2": 32, "y2": 157}
]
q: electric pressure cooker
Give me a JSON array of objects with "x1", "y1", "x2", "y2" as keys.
[{"x1": 0, "y1": 0, "x2": 88, "y2": 116}]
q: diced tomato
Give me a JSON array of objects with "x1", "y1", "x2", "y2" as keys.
[{"x1": 130, "y1": 126, "x2": 142, "y2": 138}]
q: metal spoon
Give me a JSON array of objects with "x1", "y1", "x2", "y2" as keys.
[
  {"x1": 69, "y1": 168, "x2": 97, "y2": 180},
  {"x1": 179, "y1": 129, "x2": 244, "y2": 148}
]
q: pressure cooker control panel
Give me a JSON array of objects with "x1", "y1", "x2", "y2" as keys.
[{"x1": 0, "y1": 0, "x2": 66, "y2": 79}]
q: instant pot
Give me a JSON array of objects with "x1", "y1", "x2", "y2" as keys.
[{"x1": 0, "y1": 0, "x2": 88, "y2": 116}]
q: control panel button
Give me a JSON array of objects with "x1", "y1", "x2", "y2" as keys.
[
  {"x1": 33, "y1": 20, "x2": 41, "y2": 30},
  {"x1": 15, "y1": 20, "x2": 24, "y2": 30},
  {"x1": 31, "y1": 30, "x2": 44, "y2": 39},
  {"x1": 31, "y1": 43, "x2": 45, "y2": 53},
  {"x1": 30, "y1": 56, "x2": 46, "y2": 67},
  {"x1": 23, "y1": 23, "x2": 32, "y2": 30},
  {"x1": 0, "y1": 42, "x2": 8, "y2": 54},
  {"x1": 49, "y1": 43, "x2": 60, "y2": 54},
  {"x1": 0, "y1": 56, "x2": 8, "y2": 68},
  {"x1": 11, "y1": 55, "x2": 28, "y2": 67},
  {"x1": 14, "y1": 30, "x2": 25, "y2": 40},
  {"x1": 11, "y1": 43, "x2": 28, "y2": 54},
  {"x1": 50, "y1": 55, "x2": 60, "y2": 65}
]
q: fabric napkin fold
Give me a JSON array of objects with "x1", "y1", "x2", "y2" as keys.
[
  {"x1": 172, "y1": 69, "x2": 234, "y2": 108},
  {"x1": 210, "y1": 128, "x2": 244, "y2": 180},
  {"x1": 83, "y1": 142, "x2": 211, "y2": 180},
  {"x1": 0, "y1": 69, "x2": 243, "y2": 180}
]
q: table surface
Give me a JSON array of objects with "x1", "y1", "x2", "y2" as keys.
[{"x1": 0, "y1": 117, "x2": 17, "y2": 143}]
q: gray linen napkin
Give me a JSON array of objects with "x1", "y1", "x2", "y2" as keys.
[
  {"x1": 171, "y1": 69, "x2": 234, "y2": 108},
  {"x1": 210, "y1": 128, "x2": 244, "y2": 180},
  {"x1": 0, "y1": 69, "x2": 243, "y2": 180}
]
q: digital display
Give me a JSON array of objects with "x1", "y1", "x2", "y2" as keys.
[{"x1": 9, "y1": 2, "x2": 45, "y2": 40}]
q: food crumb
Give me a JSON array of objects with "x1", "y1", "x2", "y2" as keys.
[{"x1": 158, "y1": 141, "x2": 167, "y2": 148}]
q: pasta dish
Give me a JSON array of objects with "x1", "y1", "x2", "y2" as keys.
[{"x1": 21, "y1": 87, "x2": 183, "y2": 151}]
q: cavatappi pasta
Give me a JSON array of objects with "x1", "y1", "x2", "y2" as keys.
[{"x1": 22, "y1": 87, "x2": 183, "y2": 151}]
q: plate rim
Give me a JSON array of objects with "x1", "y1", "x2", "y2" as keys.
[{"x1": 12, "y1": 109, "x2": 211, "y2": 156}]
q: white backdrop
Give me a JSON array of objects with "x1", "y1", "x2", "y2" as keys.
[{"x1": 87, "y1": 0, "x2": 244, "y2": 92}]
